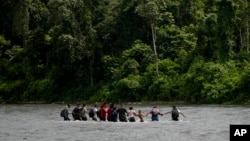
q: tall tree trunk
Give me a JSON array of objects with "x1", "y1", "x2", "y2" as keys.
[{"x1": 151, "y1": 23, "x2": 159, "y2": 75}]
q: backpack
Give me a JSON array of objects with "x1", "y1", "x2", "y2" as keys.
[
  {"x1": 111, "y1": 110, "x2": 117, "y2": 121},
  {"x1": 89, "y1": 109, "x2": 95, "y2": 118},
  {"x1": 72, "y1": 108, "x2": 81, "y2": 120},
  {"x1": 60, "y1": 109, "x2": 66, "y2": 117},
  {"x1": 172, "y1": 109, "x2": 179, "y2": 119}
]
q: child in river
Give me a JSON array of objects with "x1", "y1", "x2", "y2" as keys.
[{"x1": 137, "y1": 110, "x2": 145, "y2": 122}]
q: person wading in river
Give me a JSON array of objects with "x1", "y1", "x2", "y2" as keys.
[
  {"x1": 127, "y1": 107, "x2": 137, "y2": 122},
  {"x1": 107, "y1": 103, "x2": 114, "y2": 122},
  {"x1": 80, "y1": 104, "x2": 88, "y2": 121},
  {"x1": 60, "y1": 104, "x2": 71, "y2": 121},
  {"x1": 137, "y1": 110, "x2": 145, "y2": 122},
  {"x1": 100, "y1": 102, "x2": 107, "y2": 121},
  {"x1": 117, "y1": 103, "x2": 128, "y2": 122},
  {"x1": 164, "y1": 105, "x2": 186, "y2": 121},
  {"x1": 146, "y1": 106, "x2": 163, "y2": 121},
  {"x1": 72, "y1": 104, "x2": 82, "y2": 120}
]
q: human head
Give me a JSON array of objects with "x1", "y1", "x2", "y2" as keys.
[
  {"x1": 67, "y1": 104, "x2": 71, "y2": 108},
  {"x1": 121, "y1": 102, "x2": 126, "y2": 107},
  {"x1": 110, "y1": 103, "x2": 114, "y2": 108},
  {"x1": 138, "y1": 110, "x2": 141, "y2": 113},
  {"x1": 172, "y1": 105, "x2": 176, "y2": 110},
  {"x1": 102, "y1": 102, "x2": 106, "y2": 106},
  {"x1": 82, "y1": 104, "x2": 87, "y2": 107},
  {"x1": 129, "y1": 107, "x2": 133, "y2": 110}
]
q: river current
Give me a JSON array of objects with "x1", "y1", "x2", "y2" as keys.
[{"x1": 0, "y1": 104, "x2": 249, "y2": 141}]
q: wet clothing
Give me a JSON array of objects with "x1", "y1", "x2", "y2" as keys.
[
  {"x1": 117, "y1": 108, "x2": 127, "y2": 122},
  {"x1": 60, "y1": 108, "x2": 70, "y2": 121},
  {"x1": 107, "y1": 108, "x2": 113, "y2": 121},
  {"x1": 80, "y1": 107, "x2": 87, "y2": 121},
  {"x1": 100, "y1": 105, "x2": 107, "y2": 121},
  {"x1": 128, "y1": 110, "x2": 136, "y2": 122},
  {"x1": 111, "y1": 109, "x2": 118, "y2": 122},
  {"x1": 150, "y1": 108, "x2": 161, "y2": 121},
  {"x1": 129, "y1": 117, "x2": 136, "y2": 122},
  {"x1": 89, "y1": 109, "x2": 95, "y2": 118},
  {"x1": 172, "y1": 109, "x2": 180, "y2": 121},
  {"x1": 72, "y1": 107, "x2": 82, "y2": 120},
  {"x1": 89, "y1": 108, "x2": 98, "y2": 121}
]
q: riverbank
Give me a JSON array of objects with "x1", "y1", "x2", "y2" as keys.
[{"x1": 1, "y1": 100, "x2": 250, "y2": 105}]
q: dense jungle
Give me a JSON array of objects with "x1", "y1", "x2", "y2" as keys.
[{"x1": 0, "y1": 0, "x2": 249, "y2": 104}]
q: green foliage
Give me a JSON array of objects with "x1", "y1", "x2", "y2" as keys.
[
  {"x1": 0, "y1": 0, "x2": 250, "y2": 104},
  {"x1": 146, "y1": 58, "x2": 182, "y2": 101},
  {"x1": 0, "y1": 35, "x2": 11, "y2": 57},
  {"x1": 184, "y1": 59, "x2": 242, "y2": 103},
  {"x1": 0, "y1": 80, "x2": 26, "y2": 102},
  {"x1": 157, "y1": 24, "x2": 197, "y2": 59},
  {"x1": 121, "y1": 40, "x2": 155, "y2": 72},
  {"x1": 115, "y1": 74, "x2": 142, "y2": 101},
  {"x1": 23, "y1": 79, "x2": 53, "y2": 102}
]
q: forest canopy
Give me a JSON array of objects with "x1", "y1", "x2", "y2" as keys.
[{"x1": 0, "y1": 0, "x2": 250, "y2": 104}]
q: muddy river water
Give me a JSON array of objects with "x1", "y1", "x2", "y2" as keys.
[{"x1": 0, "y1": 104, "x2": 249, "y2": 141}]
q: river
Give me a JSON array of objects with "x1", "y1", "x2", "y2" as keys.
[{"x1": 0, "y1": 104, "x2": 249, "y2": 141}]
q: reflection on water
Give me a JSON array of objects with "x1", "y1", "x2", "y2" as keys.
[{"x1": 0, "y1": 104, "x2": 249, "y2": 141}]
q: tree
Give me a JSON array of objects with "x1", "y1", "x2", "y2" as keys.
[
  {"x1": 136, "y1": 0, "x2": 174, "y2": 75},
  {"x1": 174, "y1": 0, "x2": 205, "y2": 26},
  {"x1": 216, "y1": 0, "x2": 236, "y2": 60},
  {"x1": 234, "y1": 0, "x2": 250, "y2": 53}
]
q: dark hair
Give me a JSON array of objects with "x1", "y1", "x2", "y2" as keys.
[
  {"x1": 67, "y1": 104, "x2": 71, "y2": 108},
  {"x1": 110, "y1": 103, "x2": 114, "y2": 108},
  {"x1": 172, "y1": 105, "x2": 176, "y2": 110},
  {"x1": 129, "y1": 107, "x2": 133, "y2": 110}
]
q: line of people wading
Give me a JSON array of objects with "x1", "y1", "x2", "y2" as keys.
[{"x1": 60, "y1": 102, "x2": 186, "y2": 122}]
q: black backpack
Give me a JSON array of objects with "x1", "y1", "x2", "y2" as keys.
[
  {"x1": 89, "y1": 109, "x2": 95, "y2": 118},
  {"x1": 172, "y1": 109, "x2": 179, "y2": 119},
  {"x1": 60, "y1": 109, "x2": 66, "y2": 117},
  {"x1": 111, "y1": 110, "x2": 117, "y2": 120}
]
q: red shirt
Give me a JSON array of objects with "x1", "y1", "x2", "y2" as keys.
[
  {"x1": 107, "y1": 108, "x2": 113, "y2": 120},
  {"x1": 100, "y1": 104, "x2": 107, "y2": 120}
]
